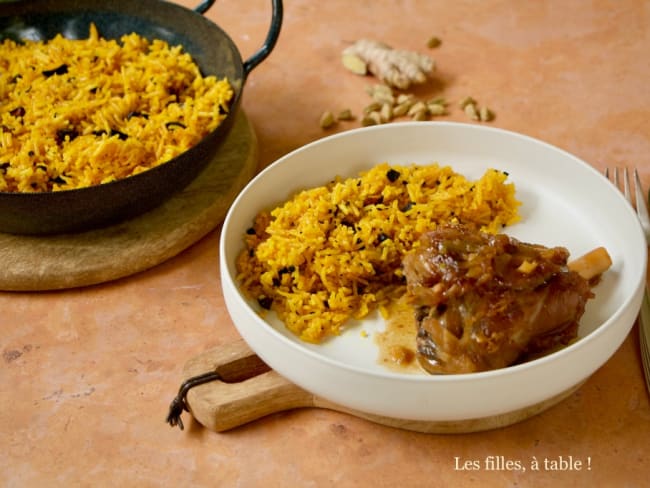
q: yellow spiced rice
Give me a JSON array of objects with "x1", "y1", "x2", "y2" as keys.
[
  {"x1": 236, "y1": 162, "x2": 521, "y2": 343},
  {"x1": 0, "y1": 24, "x2": 233, "y2": 192}
]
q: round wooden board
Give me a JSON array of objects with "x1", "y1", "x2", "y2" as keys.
[{"x1": 0, "y1": 111, "x2": 258, "y2": 291}]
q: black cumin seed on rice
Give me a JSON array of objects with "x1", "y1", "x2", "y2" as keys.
[
  {"x1": 55, "y1": 128, "x2": 79, "y2": 145},
  {"x1": 376, "y1": 233, "x2": 390, "y2": 244},
  {"x1": 127, "y1": 111, "x2": 149, "y2": 120},
  {"x1": 111, "y1": 130, "x2": 128, "y2": 140},
  {"x1": 42, "y1": 64, "x2": 69, "y2": 78},
  {"x1": 50, "y1": 175, "x2": 66, "y2": 185},
  {"x1": 165, "y1": 121, "x2": 187, "y2": 130},
  {"x1": 278, "y1": 266, "x2": 295, "y2": 276},
  {"x1": 257, "y1": 296, "x2": 273, "y2": 310},
  {"x1": 386, "y1": 168, "x2": 400, "y2": 182}
]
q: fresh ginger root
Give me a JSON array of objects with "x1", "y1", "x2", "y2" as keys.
[{"x1": 341, "y1": 39, "x2": 435, "y2": 89}]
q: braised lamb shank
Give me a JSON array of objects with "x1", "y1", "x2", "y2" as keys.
[{"x1": 402, "y1": 224, "x2": 610, "y2": 374}]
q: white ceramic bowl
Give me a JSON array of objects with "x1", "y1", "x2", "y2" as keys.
[{"x1": 220, "y1": 122, "x2": 646, "y2": 423}]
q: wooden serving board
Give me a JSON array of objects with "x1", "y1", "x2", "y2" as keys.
[
  {"x1": 0, "y1": 111, "x2": 258, "y2": 291},
  {"x1": 181, "y1": 339, "x2": 583, "y2": 434}
]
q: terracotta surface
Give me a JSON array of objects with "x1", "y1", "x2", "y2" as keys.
[{"x1": 2, "y1": 1, "x2": 650, "y2": 486}]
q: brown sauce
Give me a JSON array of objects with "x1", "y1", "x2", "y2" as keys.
[
  {"x1": 374, "y1": 297, "x2": 424, "y2": 374},
  {"x1": 374, "y1": 297, "x2": 580, "y2": 374}
]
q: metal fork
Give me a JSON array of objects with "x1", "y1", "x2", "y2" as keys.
[{"x1": 606, "y1": 167, "x2": 650, "y2": 394}]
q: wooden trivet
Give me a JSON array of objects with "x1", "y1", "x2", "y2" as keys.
[{"x1": 0, "y1": 111, "x2": 258, "y2": 291}]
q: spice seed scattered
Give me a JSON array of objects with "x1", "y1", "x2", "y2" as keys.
[
  {"x1": 459, "y1": 96, "x2": 477, "y2": 109},
  {"x1": 337, "y1": 109, "x2": 355, "y2": 121},
  {"x1": 479, "y1": 106, "x2": 494, "y2": 122},
  {"x1": 319, "y1": 111, "x2": 336, "y2": 129},
  {"x1": 464, "y1": 103, "x2": 479, "y2": 120},
  {"x1": 426, "y1": 36, "x2": 442, "y2": 48}
]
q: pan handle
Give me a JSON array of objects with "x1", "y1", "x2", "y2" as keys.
[
  {"x1": 193, "y1": 0, "x2": 283, "y2": 78},
  {"x1": 242, "y1": 0, "x2": 283, "y2": 77},
  {"x1": 193, "y1": 0, "x2": 217, "y2": 14}
]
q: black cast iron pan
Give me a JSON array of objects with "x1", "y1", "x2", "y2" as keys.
[{"x1": 0, "y1": 0, "x2": 282, "y2": 235}]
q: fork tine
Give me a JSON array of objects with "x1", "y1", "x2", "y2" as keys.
[
  {"x1": 606, "y1": 166, "x2": 650, "y2": 394},
  {"x1": 607, "y1": 166, "x2": 635, "y2": 207},
  {"x1": 605, "y1": 166, "x2": 649, "y2": 233},
  {"x1": 608, "y1": 167, "x2": 632, "y2": 205},
  {"x1": 633, "y1": 169, "x2": 650, "y2": 238}
]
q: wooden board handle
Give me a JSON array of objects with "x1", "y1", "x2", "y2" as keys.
[
  {"x1": 182, "y1": 339, "x2": 316, "y2": 432},
  {"x1": 180, "y1": 339, "x2": 583, "y2": 433}
]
